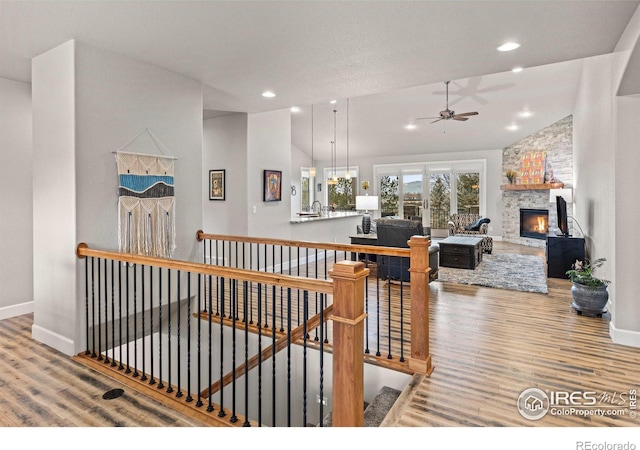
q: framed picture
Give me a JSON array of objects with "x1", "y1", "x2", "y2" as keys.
[
  {"x1": 209, "y1": 169, "x2": 225, "y2": 201},
  {"x1": 263, "y1": 169, "x2": 282, "y2": 202}
]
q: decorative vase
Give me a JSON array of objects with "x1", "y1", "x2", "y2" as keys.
[
  {"x1": 362, "y1": 212, "x2": 371, "y2": 234},
  {"x1": 570, "y1": 282, "x2": 609, "y2": 317}
]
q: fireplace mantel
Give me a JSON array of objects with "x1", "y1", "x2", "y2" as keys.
[{"x1": 500, "y1": 182, "x2": 564, "y2": 191}]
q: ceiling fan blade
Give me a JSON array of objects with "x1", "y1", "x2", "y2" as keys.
[
  {"x1": 431, "y1": 118, "x2": 444, "y2": 124},
  {"x1": 455, "y1": 111, "x2": 478, "y2": 117},
  {"x1": 416, "y1": 117, "x2": 441, "y2": 120},
  {"x1": 453, "y1": 116, "x2": 469, "y2": 121}
]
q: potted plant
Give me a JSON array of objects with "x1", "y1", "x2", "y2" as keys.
[
  {"x1": 506, "y1": 170, "x2": 517, "y2": 184},
  {"x1": 565, "y1": 258, "x2": 611, "y2": 317}
]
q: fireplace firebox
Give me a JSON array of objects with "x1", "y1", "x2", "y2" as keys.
[{"x1": 520, "y1": 208, "x2": 549, "y2": 240}]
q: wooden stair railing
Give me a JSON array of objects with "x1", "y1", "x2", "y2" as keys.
[
  {"x1": 196, "y1": 231, "x2": 433, "y2": 377},
  {"x1": 75, "y1": 243, "x2": 369, "y2": 427}
]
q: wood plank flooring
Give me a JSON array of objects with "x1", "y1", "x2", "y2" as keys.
[{"x1": 1, "y1": 241, "x2": 639, "y2": 428}]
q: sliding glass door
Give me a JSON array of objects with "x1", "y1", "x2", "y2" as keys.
[{"x1": 375, "y1": 160, "x2": 485, "y2": 238}]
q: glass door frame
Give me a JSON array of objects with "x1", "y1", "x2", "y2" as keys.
[{"x1": 374, "y1": 160, "x2": 486, "y2": 235}]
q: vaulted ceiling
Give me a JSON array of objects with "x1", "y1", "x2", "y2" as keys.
[{"x1": 1, "y1": 1, "x2": 638, "y2": 158}]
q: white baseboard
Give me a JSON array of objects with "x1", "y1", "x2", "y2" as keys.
[
  {"x1": 0, "y1": 301, "x2": 34, "y2": 321},
  {"x1": 31, "y1": 323, "x2": 76, "y2": 356},
  {"x1": 609, "y1": 322, "x2": 640, "y2": 348}
]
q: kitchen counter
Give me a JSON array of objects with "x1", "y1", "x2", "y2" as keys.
[{"x1": 290, "y1": 211, "x2": 361, "y2": 224}]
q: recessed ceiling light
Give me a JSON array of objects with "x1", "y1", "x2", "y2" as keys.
[
  {"x1": 512, "y1": 67, "x2": 523, "y2": 73},
  {"x1": 405, "y1": 124, "x2": 416, "y2": 130},
  {"x1": 498, "y1": 42, "x2": 520, "y2": 52},
  {"x1": 330, "y1": 100, "x2": 337, "y2": 104},
  {"x1": 290, "y1": 106, "x2": 300, "y2": 113},
  {"x1": 506, "y1": 124, "x2": 520, "y2": 131},
  {"x1": 262, "y1": 91, "x2": 276, "y2": 98},
  {"x1": 519, "y1": 110, "x2": 533, "y2": 118}
]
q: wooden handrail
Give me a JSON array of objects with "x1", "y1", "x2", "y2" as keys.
[
  {"x1": 76, "y1": 243, "x2": 333, "y2": 295},
  {"x1": 196, "y1": 230, "x2": 411, "y2": 257}
]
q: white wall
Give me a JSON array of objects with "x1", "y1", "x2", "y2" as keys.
[
  {"x1": 203, "y1": 113, "x2": 248, "y2": 236},
  {"x1": 574, "y1": 3, "x2": 640, "y2": 347},
  {"x1": 31, "y1": 40, "x2": 204, "y2": 355},
  {"x1": 31, "y1": 40, "x2": 77, "y2": 353},
  {"x1": 247, "y1": 109, "x2": 293, "y2": 239},
  {"x1": 611, "y1": 6, "x2": 640, "y2": 346},
  {"x1": 0, "y1": 77, "x2": 33, "y2": 319}
]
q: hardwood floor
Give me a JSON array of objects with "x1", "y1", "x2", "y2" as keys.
[{"x1": 1, "y1": 240, "x2": 639, "y2": 429}]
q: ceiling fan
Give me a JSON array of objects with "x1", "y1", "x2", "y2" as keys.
[{"x1": 417, "y1": 81, "x2": 479, "y2": 123}]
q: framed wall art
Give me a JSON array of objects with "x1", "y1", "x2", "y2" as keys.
[
  {"x1": 209, "y1": 169, "x2": 225, "y2": 201},
  {"x1": 263, "y1": 169, "x2": 282, "y2": 202}
]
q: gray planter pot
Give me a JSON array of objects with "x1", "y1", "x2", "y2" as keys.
[{"x1": 570, "y1": 282, "x2": 609, "y2": 317}]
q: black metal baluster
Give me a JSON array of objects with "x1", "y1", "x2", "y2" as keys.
[
  {"x1": 186, "y1": 273, "x2": 193, "y2": 402},
  {"x1": 297, "y1": 247, "x2": 301, "y2": 328},
  {"x1": 149, "y1": 266, "x2": 155, "y2": 382},
  {"x1": 279, "y1": 246, "x2": 284, "y2": 333},
  {"x1": 207, "y1": 273, "x2": 214, "y2": 412},
  {"x1": 400, "y1": 268, "x2": 405, "y2": 363},
  {"x1": 133, "y1": 263, "x2": 139, "y2": 376},
  {"x1": 318, "y1": 294, "x2": 325, "y2": 427},
  {"x1": 272, "y1": 279, "x2": 277, "y2": 427},
  {"x1": 303, "y1": 290, "x2": 308, "y2": 426},
  {"x1": 286, "y1": 287, "x2": 291, "y2": 426},
  {"x1": 103, "y1": 258, "x2": 108, "y2": 364},
  {"x1": 257, "y1": 282, "x2": 263, "y2": 426},
  {"x1": 388, "y1": 260, "x2": 394, "y2": 360},
  {"x1": 230, "y1": 279, "x2": 238, "y2": 423},
  {"x1": 215, "y1": 240, "x2": 220, "y2": 316},
  {"x1": 84, "y1": 257, "x2": 93, "y2": 355},
  {"x1": 376, "y1": 262, "x2": 382, "y2": 357},
  {"x1": 176, "y1": 270, "x2": 182, "y2": 398},
  {"x1": 365, "y1": 264, "x2": 370, "y2": 354},
  {"x1": 243, "y1": 280, "x2": 250, "y2": 427},
  {"x1": 110, "y1": 259, "x2": 116, "y2": 366},
  {"x1": 125, "y1": 263, "x2": 131, "y2": 374},
  {"x1": 118, "y1": 261, "x2": 124, "y2": 370},
  {"x1": 263, "y1": 245, "x2": 269, "y2": 329},
  {"x1": 196, "y1": 273, "x2": 202, "y2": 407},
  {"x1": 141, "y1": 264, "x2": 147, "y2": 380},
  {"x1": 249, "y1": 243, "x2": 254, "y2": 325},
  {"x1": 97, "y1": 258, "x2": 103, "y2": 361},
  {"x1": 218, "y1": 276, "x2": 226, "y2": 417},
  {"x1": 167, "y1": 269, "x2": 173, "y2": 393},
  {"x1": 157, "y1": 268, "x2": 164, "y2": 389},
  {"x1": 311, "y1": 248, "x2": 318, "y2": 341}
]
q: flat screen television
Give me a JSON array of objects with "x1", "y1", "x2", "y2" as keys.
[{"x1": 556, "y1": 195, "x2": 569, "y2": 237}]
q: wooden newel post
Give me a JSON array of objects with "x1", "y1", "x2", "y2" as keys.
[
  {"x1": 408, "y1": 235, "x2": 433, "y2": 375},
  {"x1": 329, "y1": 260, "x2": 369, "y2": 427}
]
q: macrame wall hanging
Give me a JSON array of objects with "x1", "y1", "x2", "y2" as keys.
[{"x1": 114, "y1": 129, "x2": 177, "y2": 258}]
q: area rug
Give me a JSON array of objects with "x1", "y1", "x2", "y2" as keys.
[{"x1": 437, "y1": 253, "x2": 548, "y2": 294}]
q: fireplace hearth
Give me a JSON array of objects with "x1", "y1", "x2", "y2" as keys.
[{"x1": 520, "y1": 208, "x2": 549, "y2": 240}]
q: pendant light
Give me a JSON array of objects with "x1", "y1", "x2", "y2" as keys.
[
  {"x1": 345, "y1": 98, "x2": 351, "y2": 180},
  {"x1": 327, "y1": 107, "x2": 339, "y2": 185},
  {"x1": 309, "y1": 104, "x2": 316, "y2": 177}
]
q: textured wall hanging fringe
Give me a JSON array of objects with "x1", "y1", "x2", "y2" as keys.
[{"x1": 114, "y1": 129, "x2": 177, "y2": 258}]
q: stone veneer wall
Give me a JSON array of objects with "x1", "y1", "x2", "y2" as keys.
[{"x1": 502, "y1": 115, "x2": 574, "y2": 247}]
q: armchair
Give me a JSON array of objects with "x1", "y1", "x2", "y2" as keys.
[
  {"x1": 376, "y1": 218, "x2": 439, "y2": 282},
  {"x1": 447, "y1": 213, "x2": 493, "y2": 254}
]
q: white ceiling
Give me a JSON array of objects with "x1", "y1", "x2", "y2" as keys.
[{"x1": 1, "y1": 1, "x2": 638, "y2": 159}]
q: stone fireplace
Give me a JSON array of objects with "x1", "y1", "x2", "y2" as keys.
[
  {"x1": 501, "y1": 115, "x2": 573, "y2": 248},
  {"x1": 520, "y1": 208, "x2": 548, "y2": 240}
]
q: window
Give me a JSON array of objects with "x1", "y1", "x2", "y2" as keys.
[{"x1": 324, "y1": 167, "x2": 358, "y2": 210}]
